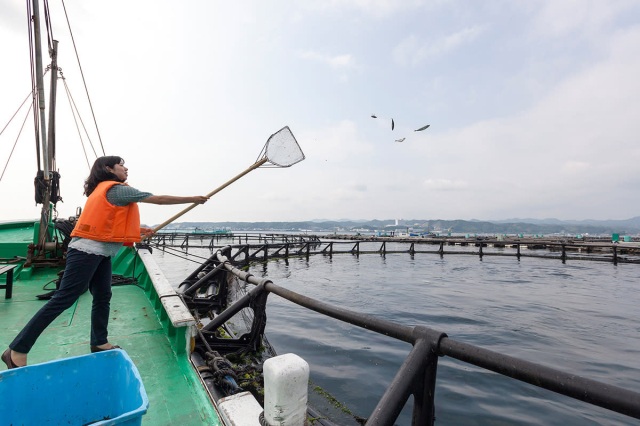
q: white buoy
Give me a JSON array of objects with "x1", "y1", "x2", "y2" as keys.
[{"x1": 263, "y1": 353, "x2": 309, "y2": 426}]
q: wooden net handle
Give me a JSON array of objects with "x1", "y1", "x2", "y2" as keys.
[{"x1": 151, "y1": 157, "x2": 268, "y2": 234}]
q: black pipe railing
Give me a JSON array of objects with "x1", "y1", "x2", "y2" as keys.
[{"x1": 206, "y1": 246, "x2": 640, "y2": 425}]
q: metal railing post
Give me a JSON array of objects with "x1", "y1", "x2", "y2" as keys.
[
  {"x1": 411, "y1": 327, "x2": 447, "y2": 426},
  {"x1": 366, "y1": 327, "x2": 446, "y2": 426}
]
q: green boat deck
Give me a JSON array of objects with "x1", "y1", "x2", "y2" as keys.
[{"x1": 0, "y1": 223, "x2": 221, "y2": 425}]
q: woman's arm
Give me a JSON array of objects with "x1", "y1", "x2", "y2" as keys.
[{"x1": 140, "y1": 195, "x2": 209, "y2": 205}]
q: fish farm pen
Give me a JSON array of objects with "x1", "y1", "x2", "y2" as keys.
[
  {"x1": 153, "y1": 231, "x2": 321, "y2": 249},
  {"x1": 175, "y1": 245, "x2": 640, "y2": 425},
  {"x1": 148, "y1": 232, "x2": 640, "y2": 265}
]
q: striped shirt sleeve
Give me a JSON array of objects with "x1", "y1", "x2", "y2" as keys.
[{"x1": 106, "y1": 185, "x2": 153, "y2": 206}]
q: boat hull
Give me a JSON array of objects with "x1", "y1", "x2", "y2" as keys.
[{"x1": 0, "y1": 221, "x2": 221, "y2": 425}]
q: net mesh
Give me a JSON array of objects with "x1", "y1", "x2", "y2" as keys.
[{"x1": 261, "y1": 126, "x2": 305, "y2": 167}]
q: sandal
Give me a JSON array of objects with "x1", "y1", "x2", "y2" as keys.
[
  {"x1": 90, "y1": 344, "x2": 121, "y2": 353},
  {"x1": 2, "y1": 348, "x2": 20, "y2": 369}
]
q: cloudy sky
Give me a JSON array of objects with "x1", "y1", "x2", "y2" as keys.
[{"x1": 1, "y1": 0, "x2": 639, "y2": 225}]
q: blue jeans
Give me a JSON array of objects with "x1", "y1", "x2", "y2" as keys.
[{"x1": 10, "y1": 248, "x2": 113, "y2": 353}]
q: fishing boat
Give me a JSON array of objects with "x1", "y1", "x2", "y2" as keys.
[
  {"x1": 0, "y1": 2, "x2": 216, "y2": 422},
  {"x1": 0, "y1": 1, "x2": 310, "y2": 424},
  {"x1": 2, "y1": 2, "x2": 640, "y2": 425}
]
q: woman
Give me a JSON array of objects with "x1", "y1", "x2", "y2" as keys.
[{"x1": 2, "y1": 156, "x2": 208, "y2": 368}]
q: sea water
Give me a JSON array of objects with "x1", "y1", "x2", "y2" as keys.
[{"x1": 152, "y1": 244, "x2": 640, "y2": 425}]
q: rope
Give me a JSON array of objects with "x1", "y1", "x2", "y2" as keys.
[
  {"x1": 258, "y1": 411, "x2": 271, "y2": 426},
  {"x1": 0, "y1": 92, "x2": 32, "y2": 137},
  {"x1": 152, "y1": 245, "x2": 212, "y2": 263},
  {"x1": 205, "y1": 351, "x2": 242, "y2": 395},
  {"x1": 60, "y1": 77, "x2": 98, "y2": 157},
  {"x1": 111, "y1": 274, "x2": 139, "y2": 287},
  {"x1": 41, "y1": 278, "x2": 58, "y2": 291},
  {"x1": 62, "y1": 79, "x2": 91, "y2": 169},
  {"x1": 0, "y1": 102, "x2": 33, "y2": 182},
  {"x1": 43, "y1": 0, "x2": 54, "y2": 52}
]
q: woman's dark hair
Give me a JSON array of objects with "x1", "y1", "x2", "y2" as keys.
[{"x1": 83, "y1": 156, "x2": 124, "y2": 196}]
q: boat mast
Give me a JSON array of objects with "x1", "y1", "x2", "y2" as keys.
[
  {"x1": 32, "y1": 0, "x2": 48, "y2": 175},
  {"x1": 32, "y1": 0, "x2": 59, "y2": 253},
  {"x1": 47, "y1": 40, "x2": 58, "y2": 179}
]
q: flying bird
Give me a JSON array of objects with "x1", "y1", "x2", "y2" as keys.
[
  {"x1": 371, "y1": 113, "x2": 430, "y2": 142},
  {"x1": 371, "y1": 114, "x2": 396, "y2": 130}
]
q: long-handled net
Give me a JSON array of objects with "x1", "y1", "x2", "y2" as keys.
[{"x1": 151, "y1": 126, "x2": 304, "y2": 233}]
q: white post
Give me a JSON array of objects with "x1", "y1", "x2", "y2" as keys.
[{"x1": 263, "y1": 353, "x2": 309, "y2": 426}]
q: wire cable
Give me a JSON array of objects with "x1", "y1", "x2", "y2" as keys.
[
  {"x1": 61, "y1": 0, "x2": 106, "y2": 156},
  {"x1": 61, "y1": 79, "x2": 91, "y2": 169},
  {"x1": 152, "y1": 245, "x2": 211, "y2": 264},
  {"x1": 61, "y1": 78, "x2": 99, "y2": 158},
  {"x1": 43, "y1": 0, "x2": 54, "y2": 51},
  {"x1": 0, "y1": 103, "x2": 33, "y2": 182},
  {"x1": 0, "y1": 92, "x2": 32, "y2": 137}
]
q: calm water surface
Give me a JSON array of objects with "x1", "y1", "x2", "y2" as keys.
[{"x1": 152, "y1": 244, "x2": 640, "y2": 425}]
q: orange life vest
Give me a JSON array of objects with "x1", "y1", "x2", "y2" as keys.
[{"x1": 71, "y1": 181, "x2": 142, "y2": 243}]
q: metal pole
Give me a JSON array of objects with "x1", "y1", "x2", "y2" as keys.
[
  {"x1": 37, "y1": 38, "x2": 59, "y2": 248},
  {"x1": 31, "y1": 0, "x2": 53, "y2": 250},
  {"x1": 47, "y1": 40, "x2": 58, "y2": 172},
  {"x1": 440, "y1": 337, "x2": 640, "y2": 418},
  {"x1": 367, "y1": 337, "x2": 433, "y2": 426},
  {"x1": 31, "y1": 0, "x2": 48, "y2": 175}
]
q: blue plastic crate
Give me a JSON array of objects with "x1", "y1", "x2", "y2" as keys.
[{"x1": 0, "y1": 349, "x2": 148, "y2": 425}]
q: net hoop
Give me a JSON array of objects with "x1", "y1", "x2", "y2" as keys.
[{"x1": 256, "y1": 126, "x2": 305, "y2": 168}]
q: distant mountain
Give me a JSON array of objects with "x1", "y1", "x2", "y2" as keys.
[
  {"x1": 160, "y1": 217, "x2": 640, "y2": 235},
  {"x1": 495, "y1": 216, "x2": 640, "y2": 230}
]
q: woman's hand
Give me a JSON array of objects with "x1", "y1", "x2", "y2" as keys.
[
  {"x1": 140, "y1": 227, "x2": 155, "y2": 238},
  {"x1": 191, "y1": 196, "x2": 209, "y2": 204}
]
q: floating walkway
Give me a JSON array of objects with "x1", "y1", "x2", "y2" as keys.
[
  {"x1": 149, "y1": 233, "x2": 640, "y2": 265},
  {"x1": 150, "y1": 232, "x2": 321, "y2": 249}
]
